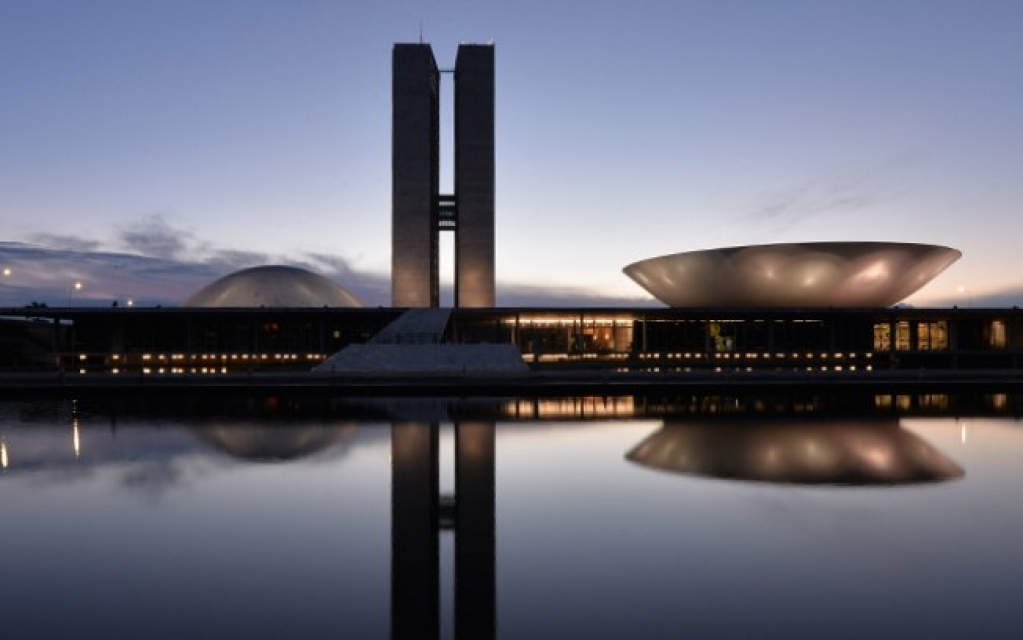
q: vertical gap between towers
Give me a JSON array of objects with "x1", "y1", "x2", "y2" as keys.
[
  {"x1": 438, "y1": 423, "x2": 455, "y2": 638},
  {"x1": 439, "y1": 67, "x2": 455, "y2": 307}
]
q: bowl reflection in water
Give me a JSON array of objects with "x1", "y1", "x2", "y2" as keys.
[{"x1": 626, "y1": 419, "x2": 963, "y2": 485}]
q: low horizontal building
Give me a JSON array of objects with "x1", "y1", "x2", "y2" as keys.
[{"x1": 3, "y1": 305, "x2": 1022, "y2": 375}]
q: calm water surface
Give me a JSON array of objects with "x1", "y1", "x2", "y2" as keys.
[{"x1": 1, "y1": 394, "x2": 1022, "y2": 639}]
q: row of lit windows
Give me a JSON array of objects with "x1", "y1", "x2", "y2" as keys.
[
  {"x1": 629, "y1": 365, "x2": 874, "y2": 373},
  {"x1": 525, "y1": 351, "x2": 874, "y2": 363},
  {"x1": 637, "y1": 352, "x2": 871, "y2": 360},
  {"x1": 873, "y1": 320, "x2": 1012, "y2": 351},
  {"x1": 503, "y1": 316, "x2": 635, "y2": 327},
  {"x1": 78, "y1": 352, "x2": 328, "y2": 363},
  {"x1": 79, "y1": 367, "x2": 233, "y2": 375},
  {"x1": 503, "y1": 396, "x2": 636, "y2": 419}
]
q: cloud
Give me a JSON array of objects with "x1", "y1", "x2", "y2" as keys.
[
  {"x1": 738, "y1": 150, "x2": 926, "y2": 234},
  {"x1": 496, "y1": 283, "x2": 661, "y2": 308},
  {"x1": 922, "y1": 286, "x2": 1023, "y2": 309},
  {"x1": 1, "y1": 238, "x2": 642, "y2": 309},
  {"x1": 9, "y1": 223, "x2": 1023, "y2": 310},
  {"x1": 201, "y1": 249, "x2": 277, "y2": 272},
  {"x1": 0, "y1": 240, "x2": 218, "y2": 306},
  {"x1": 117, "y1": 213, "x2": 192, "y2": 260},
  {"x1": 303, "y1": 252, "x2": 357, "y2": 278},
  {"x1": 28, "y1": 232, "x2": 102, "y2": 253},
  {"x1": 3, "y1": 215, "x2": 662, "y2": 308},
  {"x1": 741, "y1": 181, "x2": 885, "y2": 234}
]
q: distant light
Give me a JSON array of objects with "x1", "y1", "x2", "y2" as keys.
[
  {"x1": 1, "y1": 441, "x2": 8, "y2": 469},
  {"x1": 2, "y1": 267, "x2": 10, "y2": 277}
]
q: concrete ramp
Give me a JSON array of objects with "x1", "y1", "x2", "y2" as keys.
[
  {"x1": 315, "y1": 343, "x2": 528, "y2": 375},
  {"x1": 314, "y1": 308, "x2": 528, "y2": 375},
  {"x1": 369, "y1": 308, "x2": 452, "y2": 344}
]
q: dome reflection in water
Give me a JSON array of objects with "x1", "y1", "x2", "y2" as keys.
[
  {"x1": 160, "y1": 395, "x2": 360, "y2": 463},
  {"x1": 626, "y1": 418, "x2": 964, "y2": 485},
  {"x1": 189, "y1": 424, "x2": 357, "y2": 462}
]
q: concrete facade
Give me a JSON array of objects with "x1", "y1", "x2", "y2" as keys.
[
  {"x1": 454, "y1": 45, "x2": 496, "y2": 308},
  {"x1": 391, "y1": 42, "x2": 495, "y2": 308},
  {"x1": 392, "y1": 44, "x2": 440, "y2": 307}
]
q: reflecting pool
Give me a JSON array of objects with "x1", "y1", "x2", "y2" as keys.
[{"x1": 2, "y1": 393, "x2": 1023, "y2": 639}]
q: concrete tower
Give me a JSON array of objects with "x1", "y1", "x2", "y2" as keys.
[
  {"x1": 391, "y1": 42, "x2": 495, "y2": 308},
  {"x1": 392, "y1": 44, "x2": 440, "y2": 308},
  {"x1": 453, "y1": 45, "x2": 495, "y2": 308}
]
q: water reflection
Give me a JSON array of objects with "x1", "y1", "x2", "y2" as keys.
[
  {"x1": 391, "y1": 421, "x2": 496, "y2": 640},
  {"x1": 5, "y1": 394, "x2": 1016, "y2": 639},
  {"x1": 627, "y1": 418, "x2": 964, "y2": 485},
  {"x1": 190, "y1": 424, "x2": 356, "y2": 462}
]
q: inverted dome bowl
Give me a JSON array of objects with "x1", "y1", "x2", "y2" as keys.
[{"x1": 623, "y1": 242, "x2": 960, "y2": 307}]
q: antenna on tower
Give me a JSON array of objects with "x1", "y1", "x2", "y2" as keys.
[{"x1": 418, "y1": 20, "x2": 424, "y2": 44}]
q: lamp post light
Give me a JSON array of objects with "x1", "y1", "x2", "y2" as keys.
[
  {"x1": 3, "y1": 268, "x2": 13, "y2": 308},
  {"x1": 957, "y1": 284, "x2": 973, "y2": 308},
  {"x1": 69, "y1": 281, "x2": 83, "y2": 307}
]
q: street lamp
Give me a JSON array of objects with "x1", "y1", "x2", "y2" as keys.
[
  {"x1": 958, "y1": 284, "x2": 973, "y2": 308},
  {"x1": 69, "y1": 281, "x2": 83, "y2": 307},
  {"x1": 2, "y1": 268, "x2": 13, "y2": 308}
]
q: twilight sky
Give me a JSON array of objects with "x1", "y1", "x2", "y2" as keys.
[{"x1": 2, "y1": 0, "x2": 1021, "y2": 307}]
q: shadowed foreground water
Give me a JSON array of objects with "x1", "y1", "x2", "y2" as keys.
[{"x1": 1, "y1": 393, "x2": 1022, "y2": 639}]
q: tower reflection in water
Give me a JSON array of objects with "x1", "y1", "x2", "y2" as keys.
[
  {"x1": 191, "y1": 418, "x2": 496, "y2": 640},
  {"x1": 627, "y1": 418, "x2": 964, "y2": 485},
  {"x1": 391, "y1": 421, "x2": 495, "y2": 640}
]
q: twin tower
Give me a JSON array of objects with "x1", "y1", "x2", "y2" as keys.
[{"x1": 392, "y1": 43, "x2": 495, "y2": 308}]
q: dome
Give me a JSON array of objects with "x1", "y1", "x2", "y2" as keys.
[
  {"x1": 182, "y1": 265, "x2": 362, "y2": 308},
  {"x1": 623, "y1": 242, "x2": 961, "y2": 307}
]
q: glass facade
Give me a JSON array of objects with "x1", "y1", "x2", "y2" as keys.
[{"x1": 4, "y1": 306, "x2": 1023, "y2": 374}]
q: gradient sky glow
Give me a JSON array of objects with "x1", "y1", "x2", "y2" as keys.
[{"x1": 2, "y1": 0, "x2": 1022, "y2": 307}]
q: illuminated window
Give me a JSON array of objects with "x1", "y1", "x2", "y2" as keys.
[
  {"x1": 989, "y1": 320, "x2": 1007, "y2": 349},
  {"x1": 916, "y1": 321, "x2": 948, "y2": 351},
  {"x1": 873, "y1": 323, "x2": 891, "y2": 351},
  {"x1": 895, "y1": 321, "x2": 911, "y2": 351},
  {"x1": 918, "y1": 394, "x2": 950, "y2": 410}
]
